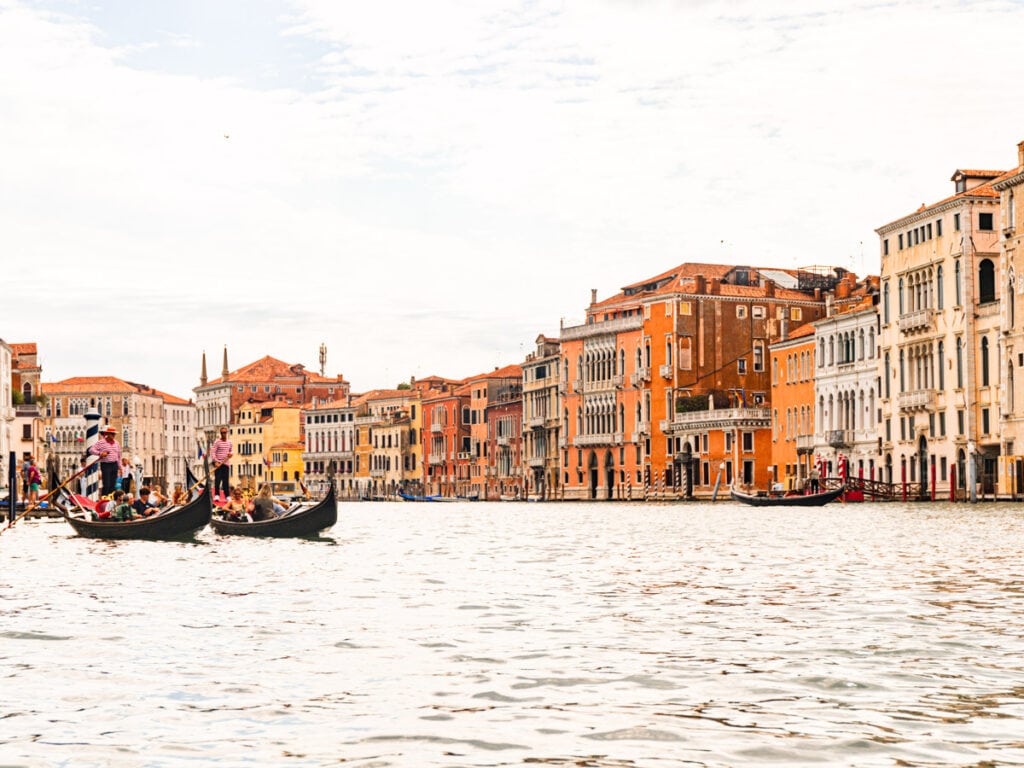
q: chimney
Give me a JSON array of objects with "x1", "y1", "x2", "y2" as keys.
[
  {"x1": 693, "y1": 274, "x2": 706, "y2": 294},
  {"x1": 763, "y1": 279, "x2": 775, "y2": 298},
  {"x1": 590, "y1": 288, "x2": 597, "y2": 305},
  {"x1": 708, "y1": 278, "x2": 721, "y2": 295},
  {"x1": 826, "y1": 294, "x2": 834, "y2": 317},
  {"x1": 814, "y1": 287, "x2": 822, "y2": 301},
  {"x1": 1019, "y1": 139, "x2": 1024, "y2": 168},
  {"x1": 836, "y1": 279, "x2": 851, "y2": 300}
]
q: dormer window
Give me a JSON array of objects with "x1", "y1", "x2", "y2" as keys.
[{"x1": 956, "y1": 177, "x2": 966, "y2": 194}]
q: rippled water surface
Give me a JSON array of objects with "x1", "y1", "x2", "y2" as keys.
[{"x1": 3, "y1": 501, "x2": 1024, "y2": 767}]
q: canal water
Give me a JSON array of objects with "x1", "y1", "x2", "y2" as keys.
[{"x1": 2, "y1": 501, "x2": 1023, "y2": 767}]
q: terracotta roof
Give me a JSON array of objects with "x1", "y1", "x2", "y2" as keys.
[
  {"x1": 153, "y1": 389, "x2": 192, "y2": 406},
  {"x1": 43, "y1": 376, "x2": 148, "y2": 395},
  {"x1": 10, "y1": 343, "x2": 37, "y2": 355},
  {"x1": 203, "y1": 355, "x2": 346, "y2": 387},
  {"x1": 879, "y1": 173, "x2": 1009, "y2": 230},
  {"x1": 788, "y1": 323, "x2": 817, "y2": 339},
  {"x1": 952, "y1": 169, "x2": 1005, "y2": 179},
  {"x1": 467, "y1": 364, "x2": 523, "y2": 382}
]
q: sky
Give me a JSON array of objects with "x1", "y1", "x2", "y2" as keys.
[{"x1": 4, "y1": 0, "x2": 1024, "y2": 400}]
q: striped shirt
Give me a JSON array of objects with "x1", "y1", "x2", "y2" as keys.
[
  {"x1": 210, "y1": 438, "x2": 233, "y2": 465},
  {"x1": 88, "y1": 438, "x2": 121, "y2": 464}
]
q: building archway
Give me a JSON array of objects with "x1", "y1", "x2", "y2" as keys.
[
  {"x1": 918, "y1": 435, "x2": 929, "y2": 498},
  {"x1": 588, "y1": 452, "x2": 599, "y2": 500}
]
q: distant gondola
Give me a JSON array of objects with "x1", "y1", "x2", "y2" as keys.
[
  {"x1": 210, "y1": 485, "x2": 336, "y2": 538},
  {"x1": 729, "y1": 486, "x2": 845, "y2": 507},
  {"x1": 60, "y1": 487, "x2": 213, "y2": 540}
]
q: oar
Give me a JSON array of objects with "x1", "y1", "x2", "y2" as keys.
[{"x1": 0, "y1": 462, "x2": 94, "y2": 536}]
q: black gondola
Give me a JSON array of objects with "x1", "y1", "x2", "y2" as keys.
[
  {"x1": 210, "y1": 485, "x2": 337, "y2": 538},
  {"x1": 60, "y1": 487, "x2": 213, "y2": 540},
  {"x1": 729, "y1": 486, "x2": 845, "y2": 507}
]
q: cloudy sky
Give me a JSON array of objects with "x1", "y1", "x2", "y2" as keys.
[{"x1": 4, "y1": 0, "x2": 1024, "y2": 399}]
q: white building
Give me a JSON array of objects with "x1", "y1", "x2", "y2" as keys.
[
  {"x1": 814, "y1": 298, "x2": 881, "y2": 481},
  {"x1": 158, "y1": 391, "x2": 198, "y2": 491},
  {"x1": 303, "y1": 402, "x2": 357, "y2": 497}
]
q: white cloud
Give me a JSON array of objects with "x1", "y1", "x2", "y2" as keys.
[{"x1": 3, "y1": 0, "x2": 1024, "y2": 398}]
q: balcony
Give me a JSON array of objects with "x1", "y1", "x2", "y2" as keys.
[
  {"x1": 457, "y1": 451, "x2": 472, "y2": 460},
  {"x1": 526, "y1": 456, "x2": 545, "y2": 468},
  {"x1": 558, "y1": 436, "x2": 567, "y2": 449},
  {"x1": 635, "y1": 420, "x2": 649, "y2": 434},
  {"x1": 670, "y1": 407, "x2": 771, "y2": 431},
  {"x1": 574, "y1": 433, "x2": 614, "y2": 447},
  {"x1": 430, "y1": 423, "x2": 443, "y2": 433},
  {"x1": 898, "y1": 308, "x2": 936, "y2": 333},
  {"x1": 795, "y1": 434, "x2": 815, "y2": 452},
  {"x1": 560, "y1": 314, "x2": 643, "y2": 341},
  {"x1": 612, "y1": 374, "x2": 624, "y2": 388},
  {"x1": 428, "y1": 454, "x2": 446, "y2": 466},
  {"x1": 572, "y1": 378, "x2": 582, "y2": 393},
  {"x1": 527, "y1": 415, "x2": 544, "y2": 429},
  {"x1": 826, "y1": 429, "x2": 849, "y2": 448},
  {"x1": 496, "y1": 436, "x2": 510, "y2": 446},
  {"x1": 659, "y1": 364, "x2": 673, "y2": 379},
  {"x1": 898, "y1": 389, "x2": 937, "y2": 411}
]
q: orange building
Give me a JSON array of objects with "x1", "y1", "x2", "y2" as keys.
[
  {"x1": 562, "y1": 263, "x2": 836, "y2": 499},
  {"x1": 421, "y1": 382, "x2": 471, "y2": 498},
  {"x1": 769, "y1": 324, "x2": 817, "y2": 490},
  {"x1": 463, "y1": 365, "x2": 523, "y2": 500}
]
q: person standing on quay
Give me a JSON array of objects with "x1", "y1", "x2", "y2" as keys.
[
  {"x1": 89, "y1": 427, "x2": 122, "y2": 497},
  {"x1": 210, "y1": 427, "x2": 233, "y2": 502}
]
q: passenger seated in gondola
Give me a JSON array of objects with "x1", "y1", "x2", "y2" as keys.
[
  {"x1": 110, "y1": 490, "x2": 135, "y2": 521},
  {"x1": 251, "y1": 483, "x2": 287, "y2": 521},
  {"x1": 148, "y1": 483, "x2": 169, "y2": 508},
  {"x1": 132, "y1": 487, "x2": 159, "y2": 517},
  {"x1": 222, "y1": 487, "x2": 252, "y2": 522},
  {"x1": 171, "y1": 484, "x2": 187, "y2": 506}
]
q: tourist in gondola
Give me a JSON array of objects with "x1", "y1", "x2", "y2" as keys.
[
  {"x1": 251, "y1": 483, "x2": 286, "y2": 521},
  {"x1": 221, "y1": 487, "x2": 251, "y2": 522},
  {"x1": 132, "y1": 487, "x2": 159, "y2": 518},
  {"x1": 171, "y1": 484, "x2": 187, "y2": 506},
  {"x1": 88, "y1": 426, "x2": 121, "y2": 497},
  {"x1": 110, "y1": 490, "x2": 135, "y2": 521},
  {"x1": 148, "y1": 483, "x2": 169, "y2": 508}
]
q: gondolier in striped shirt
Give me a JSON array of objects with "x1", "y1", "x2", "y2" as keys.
[
  {"x1": 88, "y1": 426, "x2": 122, "y2": 497},
  {"x1": 210, "y1": 427, "x2": 233, "y2": 502}
]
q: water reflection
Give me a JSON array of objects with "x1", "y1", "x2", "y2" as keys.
[{"x1": 1, "y1": 501, "x2": 1023, "y2": 766}]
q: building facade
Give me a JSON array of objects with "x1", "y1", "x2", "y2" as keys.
[{"x1": 521, "y1": 335, "x2": 561, "y2": 500}]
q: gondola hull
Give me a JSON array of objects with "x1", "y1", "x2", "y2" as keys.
[
  {"x1": 210, "y1": 486, "x2": 337, "y2": 538},
  {"x1": 729, "y1": 486, "x2": 845, "y2": 507},
  {"x1": 61, "y1": 488, "x2": 213, "y2": 540}
]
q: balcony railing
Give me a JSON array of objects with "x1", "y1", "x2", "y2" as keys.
[
  {"x1": 496, "y1": 436, "x2": 510, "y2": 446},
  {"x1": 671, "y1": 408, "x2": 771, "y2": 430},
  {"x1": 574, "y1": 433, "x2": 613, "y2": 447},
  {"x1": 560, "y1": 314, "x2": 644, "y2": 341},
  {"x1": 826, "y1": 429, "x2": 849, "y2": 448},
  {"x1": 430, "y1": 423, "x2": 442, "y2": 433},
  {"x1": 898, "y1": 389, "x2": 937, "y2": 411},
  {"x1": 795, "y1": 434, "x2": 815, "y2": 451},
  {"x1": 898, "y1": 308, "x2": 935, "y2": 333},
  {"x1": 659, "y1": 364, "x2": 673, "y2": 379}
]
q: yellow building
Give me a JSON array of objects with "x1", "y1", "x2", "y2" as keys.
[{"x1": 230, "y1": 401, "x2": 301, "y2": 491}]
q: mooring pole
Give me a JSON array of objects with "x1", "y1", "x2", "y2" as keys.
[{"x1": 7, "y1": 451, "x2": 16, "y2": 524}]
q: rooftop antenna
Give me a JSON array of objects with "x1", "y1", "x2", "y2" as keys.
[{"x1": 319, "y1": 342, "x2": 327, "y2": 377}]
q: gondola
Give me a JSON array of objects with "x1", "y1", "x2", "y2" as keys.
[
  {"x1": 210, "y1": 485, "x2": 336, "y2": 538},
  {"x1": 59, "y1": 487, "x2": 213, "y2": 540},
  {"x1": 729, "y1": 485, "x2": 845, "y2": 507}
]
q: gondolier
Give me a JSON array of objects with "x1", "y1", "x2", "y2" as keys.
[
  {"x1": 210, "y1": 427, "x2": 233, "y2": 502},
  {"x1": 88, "y1": 426, "x2": 122, "y2": 497}
]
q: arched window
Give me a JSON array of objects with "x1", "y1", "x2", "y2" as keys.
[
  {"x1": 868, "y1": 327, "x2": 875, "y2": 358},
  {"x1": 937, "y1": 265, "x2": 944, "y2": 309},
  {"x1": 883, "y1": 283, "x2": 890, "y2": 324},
  {"x1": 1009, "y1": 362, "x2": 1016, "y2": 413},
  {"x1": 955, "y1": 260, "x2": 962, "y2": 305},
  {"x1": 937, "y1": 341, "x2": 945, "y2": 389},
  {"x1": 1009, "y1": 271, "x2": 1016, "y2": 329},
  {"x1": 829, "y1": 337, "x2": 835, "y2": 366},
  {"x1": 898, "y1": 278, "x2": 905, "y2": 314},
  {"x1": 956, "y1": 338, "x2": 964, "y2": 388},
  {"x1": 981, "y1": 337, "x2": 990, "y2": 386},
  {"x1": 884, "y1": 352, "x2": 891, "y2": 398},
  {"x1": 899, "y1": 350, "x2": 905, "y2": 392},
  {"x1": 979, "y1": 259, "x2": 996, "y2": 304}
]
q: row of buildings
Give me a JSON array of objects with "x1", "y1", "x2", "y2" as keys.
[{"x1": 5, "y1": 139, "x2": 1024, "y2": 501}]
